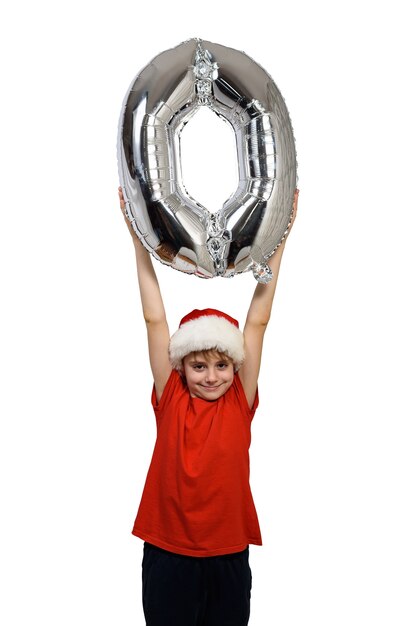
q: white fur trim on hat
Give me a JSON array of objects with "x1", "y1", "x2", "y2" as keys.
[{"x1": 169, "y1": 314, "x2": 245, "y2": 370}]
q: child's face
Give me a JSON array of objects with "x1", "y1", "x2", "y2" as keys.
[{"x1": 183, "y1": 351, "x2": 234, "y2": 401}]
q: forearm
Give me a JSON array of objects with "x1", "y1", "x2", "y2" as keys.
[
  {"x1": 245, "y1": 242, "x2": 286, "y2": 328},
  {"x1": 132, "y1": 239, "x2": 167, "y2": 325},
  {"x1": 245, "y1": 188, "x2": 298, "y2": 328}
]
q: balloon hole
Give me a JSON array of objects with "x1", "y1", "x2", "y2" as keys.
[{"x1": 180, "y1": 106, "x2": 238, "y2": 214}]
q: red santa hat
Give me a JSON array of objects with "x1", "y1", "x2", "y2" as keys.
[{"x1": 169, "y1": 308, "x2": 245, "y2": 370}]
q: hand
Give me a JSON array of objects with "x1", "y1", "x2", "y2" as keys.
[
  {"x1": 289, "y1": 188, "x2": 299, "y2": 232},
  {"x1": 118, "y1": 186, "x2": 138, "y2": 242},
  {"x1": 283, "y1": 188, "x2": 299, "y2": 242}
]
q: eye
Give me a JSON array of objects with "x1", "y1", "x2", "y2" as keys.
[
  {"x1": 192, "y1": 363, "x2": 206, "y2": 371},
  {"x1": 217, "y1": 362, "x2": 229, "y2": 369}
]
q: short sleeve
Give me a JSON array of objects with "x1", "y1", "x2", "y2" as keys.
[
  {"x1": 151, "y1": 369, "x2": 185, "y2": 413},
  {"x1": 234, "y1": 373, "x2": 259, "y2": 419}
]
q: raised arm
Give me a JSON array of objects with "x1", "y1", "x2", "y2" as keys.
[
  {"x1": 118, "y1": 188, "x2": 171, "y2": 400},
  {"x1": 239, "y1": 190, "x2": 299, "y2": 408}
]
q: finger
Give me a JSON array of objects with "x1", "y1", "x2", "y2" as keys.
[
  {"x1": 292, "y1": 190, "x2": 299, "y2": 212},
  {"x1": 118, "y1": 188, "x2": 126, "y2": 209}
]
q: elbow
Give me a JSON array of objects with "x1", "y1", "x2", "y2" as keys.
[
  {"x1": 143, "y1": 312, "x2": 167, "y2": 326},
  {"x1": 245, "y1": 315, "x2": 270, "y2": 330},
  {"x1": 258, "y1": 317, "x2": 270, "y2": 329}
]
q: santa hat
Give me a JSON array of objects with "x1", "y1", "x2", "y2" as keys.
[{"x1": 169, "y1": 308, "x2": 245, "y2": 370}]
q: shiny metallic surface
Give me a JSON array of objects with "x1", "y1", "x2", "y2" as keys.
[{"x1": 117, "y1": 38, "x2": 297, "y2": 281}]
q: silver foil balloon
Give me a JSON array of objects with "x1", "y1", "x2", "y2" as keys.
[{"x1": 117, "y1": 38, "x2": 297, "y2": 282}]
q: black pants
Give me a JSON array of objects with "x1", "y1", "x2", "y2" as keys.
[{"x1": 142, "y1": 542, "x2": 252, "y2": 626}]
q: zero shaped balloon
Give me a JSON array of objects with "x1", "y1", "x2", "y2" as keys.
[{"x1": 117, "y1": 38, "x2": 297, "y2": 282}]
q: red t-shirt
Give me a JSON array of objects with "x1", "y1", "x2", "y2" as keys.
[{"x1": 132, "y1": 369, "x2": 262, "y2": 557}]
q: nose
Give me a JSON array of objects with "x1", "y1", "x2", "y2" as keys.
[{"x1": 205, "y1": 367, "x2": 218, "y2": 383}]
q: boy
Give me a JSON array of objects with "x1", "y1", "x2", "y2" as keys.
[{"x1": 119, "y1": 187, "x2": 298, "y2": 625}]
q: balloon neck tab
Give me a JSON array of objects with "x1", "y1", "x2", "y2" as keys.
[{"x1": 252, "y1": 263, "x2": 273, "y2": 284}]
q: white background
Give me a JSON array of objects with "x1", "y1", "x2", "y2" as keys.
[{"x1": 1, "y1": 1, "x2": 416, "y2": 624}]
